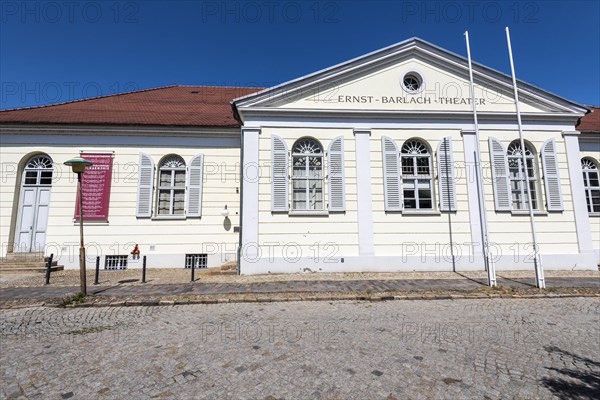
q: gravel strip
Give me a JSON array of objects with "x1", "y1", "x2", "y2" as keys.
[
  {"x1": 1, "y1": 285, "x2": 598, "y2": 309},
  {"x1": 1, "y1": 268, "x2": 598, "y2": 288}
]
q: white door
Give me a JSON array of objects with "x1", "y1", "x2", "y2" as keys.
[{"x1": 14, "y1": 155, "x2": 53, "y2": 253}]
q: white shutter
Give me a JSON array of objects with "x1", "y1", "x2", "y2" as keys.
[
  {"x1": 488, "y1": 137, "x2": 512, "y2": 211},
  {"x1": 136, "y1": 153, "x2": 154, "y2": 218},
  {"x1": 541, "y1": 138, "x2": 563, "y2": 211},
  {"x1": 186, "y1": 154, "x2": 204, "y2": 217},
  {"x1": 437, "y1": 137, "x2": 457, "y2": 211},
  {"x1": 382, "y1": 136, "x2": 402, "y2": 211},
  {"x1": 328, "y1": 136, "x2": 345, "y2": 212},
  {"x1": 271, "y1": 135, "x2": 289, "y2": 212}
]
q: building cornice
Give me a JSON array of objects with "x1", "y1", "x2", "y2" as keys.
[
  {"x1": 237, "y1": 108, "x2": 581, "y2": 125},
  {"x1": 0, "y1": 124, "x2": 240, "y2": 138}
]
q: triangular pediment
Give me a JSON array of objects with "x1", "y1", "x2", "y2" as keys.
[{"x1": 234, "y1": 38, "x2": 587, "y2": 117}]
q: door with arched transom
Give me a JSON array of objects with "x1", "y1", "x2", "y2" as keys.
[{"x1": 14, "y1": 155, "x2": 54, "y2": 252}]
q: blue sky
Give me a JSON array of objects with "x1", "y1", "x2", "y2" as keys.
[{"x1": 1, "y1": 0, "x2": 599, "y2": 109}]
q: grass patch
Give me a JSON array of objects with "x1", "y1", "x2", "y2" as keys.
[
  {"x1": 58, "y1": 292, "x2": 86, "y2": 308},
  {"x1": 66, "y1": 325, "x2": 112, "y2": 335}
]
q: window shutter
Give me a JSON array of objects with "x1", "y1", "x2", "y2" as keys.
[
  {"x1": 328, "y1": 136, "x2": 345, "y2": 212},
  {"x1": 437, "y1": 136, "x2": 457, "y2": 211},
  {"x1": 488, "y1": 137, "x2": 512, "y2": 211},
  {"x1": 136, "y1": 152, "x2": 154, "y2": 218},
  {"x1": 186, "y1": 154, "x2": 204, "y2": 217},
  {"x1": 381, "y1": 136, "x2": 402, "y2": 211},
  {"x1": 541, "y1": 138, "x2": 563, "y2": 211},
  {"x1": 271, "y1": 135, "x2": 289, "y2": 212}
]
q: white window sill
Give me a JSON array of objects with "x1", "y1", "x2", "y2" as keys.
[
  {"x1": 510, "y1": 211, "x2": 548, "y2": 216},
  {"x1": 288, "y1": 210, "x2": 329, "y2": 216},
  {"x1": 401, "y1": 210, "x2": 441, "y2": 216},
  {"x1": 151, "y1": 216, "x2": 187, "y2": 220}
]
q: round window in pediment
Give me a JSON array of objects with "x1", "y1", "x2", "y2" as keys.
[{"x1": 402, "y1": 72, "x2": 423, "y2": 93}]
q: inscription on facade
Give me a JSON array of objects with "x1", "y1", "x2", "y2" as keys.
[{"x1": 337, "y1": 95, "x2": 485, "y2": 105}]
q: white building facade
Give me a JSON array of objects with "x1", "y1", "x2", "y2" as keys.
[
  {"x1": 0, "y1": 86, "x2": 257, "y2": 269},
  {"x1": 234, "y1": 38, "x2": 598, "y2": 274},
  {"x1": 577, "y1": 106, "x2": 600, "y2": 263},
  {"x1": 1, "y1": 38, "x2": 598, "y2": 273}
]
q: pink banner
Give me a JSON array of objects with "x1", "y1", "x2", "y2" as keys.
[{"x1": 74, "y1": 153, "x2": 113, "y2": 221}]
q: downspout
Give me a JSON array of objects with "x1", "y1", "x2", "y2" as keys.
[{"x1": 232, "y1": 103, "x2": 244, "y2": 275}]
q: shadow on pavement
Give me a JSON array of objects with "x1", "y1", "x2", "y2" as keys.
[
  {"x1": 541, "y1": 345, "x2": 600, "y2": 400},
  {"x1": 453, "y1": 272, "x2": 487, "y2": 286},
  {"x1": 497, "y1": 275, "x2": 538, "y2": 288}
]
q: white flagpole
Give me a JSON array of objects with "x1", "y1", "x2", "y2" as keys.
[
  {"x1": 465, "y1": 31, "x2": 496, "y2": 287},
  {"x1": 505, "y1": 27, "x2": 545, "y2": 288}
]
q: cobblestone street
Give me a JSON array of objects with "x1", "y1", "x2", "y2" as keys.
[{"x1": 1, "y1": 298, "x2": 599, "y2": 399}]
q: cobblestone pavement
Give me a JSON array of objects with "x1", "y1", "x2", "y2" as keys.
[
  {"x1": 1, "y1": 298, "x2": 599, "y2": 399},
  {"x1": 0, "y1": 276, "x2": 598, "y2": 301},
  {"x1": 2, "y1": 269, "x2": 598, "y2": 289}
]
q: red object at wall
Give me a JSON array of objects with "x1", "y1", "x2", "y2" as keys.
[{"x1": 74, "y1": 153, "x2": 113, "y2": 221}]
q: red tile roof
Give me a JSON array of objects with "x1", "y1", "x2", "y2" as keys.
[
  {"x1": 577, "y1": 106, "x2": 600, "y2": 132},
  {"x1": 2, "y1": 85, "x2": 596, "y2": 132},
  {"x1": 0, "y1": 85, "x2": 262, "y2": 127}
]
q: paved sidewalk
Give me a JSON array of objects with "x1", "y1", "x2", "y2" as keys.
[
  {"x1": 2, "y1": 298, "x2": 599, "y2": 399},
  {"x1": 1, "y1": 275, "x2": 598, "y2": 301}
]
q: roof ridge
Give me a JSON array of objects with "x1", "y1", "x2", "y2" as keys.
[
  {"x1": 0, "y1": 84, "x2": 181, "y2": 112},
  {"x1": 0, "y1": 84, "x2": 266, "y2": 112},
  {"x1": 176, "y1": 84, "x2": 264, "y2": 89},
  {"x1": 232, "y1": 36, "x2": 587, "y2": 113}
]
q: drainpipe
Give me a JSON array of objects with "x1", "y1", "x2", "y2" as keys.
[{"x1": 236, "y1": 125, "x2": 244, "y2": 275}]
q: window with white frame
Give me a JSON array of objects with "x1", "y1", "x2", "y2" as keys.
[
  {"x1": 105, "y1": 255, "x2": 128, "y2": 270},
  {"x1": 23, "y1": 155, "x2": 54, "y2": 186},
  {"x1": 185, "y1": 253, "x2": 207, "y2": 269},
  {"x1": 136, "y1": 153, "x2": 204, "y2": 218},
  {"x1": 291, "y1": 138, "x2": 324, "y2": 210},
  {"x1": 400, "y1": 139, "x2": 433, "y2": 210},
  {"x1": 582, "y1": 157, "x2": 600, "y2": 213},
  {"x1": 271, "y1": 135, "x2": 345, "y2": 213},
  {"x1": 507, "y1": 141, "x2": 540, "y2": 211},
  {"x1": 157, "y1": 155, "x2": 186, "y2": 215}
]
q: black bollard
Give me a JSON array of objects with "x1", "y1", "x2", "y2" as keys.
[
  {"x1": 94, "y1": 256, "x2": 100, "y2": 285},
  {"x1": 191, "y1": 261, "x2": 195, "y2": 282},
  {"x1": 44, "y1": 254, "x2": 54, "y2": 285},
  {"x1": 142, "y1": 256, "x2": 147, "y2": 283}
]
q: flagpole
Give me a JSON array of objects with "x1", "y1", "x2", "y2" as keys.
[
  {"x1": 464, "y1": 31, "x2": 496, "y2": 287},
  {"x1": 505, "y1": 27, "x2": 545, "y2": 288}
]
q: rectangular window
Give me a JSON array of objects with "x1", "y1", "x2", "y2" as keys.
[
  {"x1": 105, "y1": 255, "x2": 128, "y2": 270},
  {"x1": 157, "y1": 156, "x2": 186, "y2": 216},
  {"x1": 509, "y1": 157, "x2": 538, "y2": 210},
  {"x1": 40, "y1": 171, "x2": 53, "y2": 185},
  {"x1": 590, "y1": 191, "x2": 600, "y2": 213},
  {"x1": 292, "y1": 155, "x2": 323, "y2": 210},
  {"x1": 24, "y1": 171, "x2": 37, "y2": 185},
  {"x1": 185, "y1": 254, "x2": 207, "y2": 269},
  {"x1": 583, "y1": 169, "x2": 600, "y2": 213},
  {"x1": 401, "y1": 153, "x2": 433, "y2": 210}
]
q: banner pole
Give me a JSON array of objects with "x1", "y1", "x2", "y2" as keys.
[
  {"x1": 465, "y1": 31, "x2": 496, "y2": 287},
  {"x1": 505, "y1": 27, "x2": 545, "y2": 288}
]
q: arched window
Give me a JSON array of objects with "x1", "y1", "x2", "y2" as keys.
[
  {"x1": 157, "y1": 155, "x2": 186, "y2": 215},
  {"x1": 401, "y1": 139, "x2": 433, "y2": 209},
  {"x1": 582, "y1": 157, "x2": 600, "y2": 213},
  {"x1": 507, "y1": 141, "x2": 539, "y2": 210},
  {"x1": 23, "y1": 155, "x2": 53, "y2": 186},
  {"x1": 291, "y1": 138, "x2": 324, "y2": 210}
]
